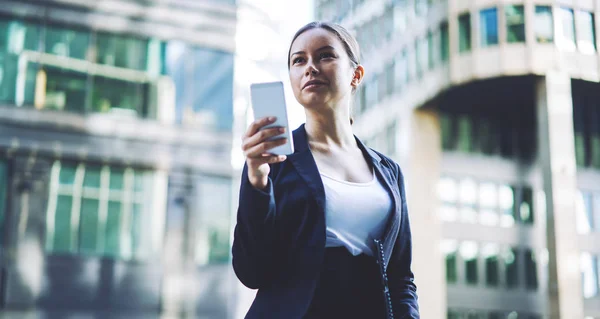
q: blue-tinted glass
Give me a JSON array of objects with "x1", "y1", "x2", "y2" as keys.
[
  {"x1": 59, "y1": 164, "x2": 77, "y2": 185},
  {"x1": 104, "y1": 201, "x2": 121, "y2": 257},
  {"x1": 109, "y1": 168, "x2": 124, "y2": 190},
  {"x1": 535, "y1": 6, "x2": 554, "y2": 43},
  {"x1": 96, "y1": 33, "x2": 148, "y2": 70},
  {"x1": 92, "y1": 76, "x2": 147, "y2": 116},
  {"x1": 79, "y1": 198, "x2": 99, "y2": 254},
  {"x1": 45, "y1": 25, "x2": 90, "y2": 60},
  {"x1": 0, "y1": 52, "x2": 18, "y2": 103},
  {"x1": 0, "y1": 161, "x2": 6, "y2": 243},
  {"x1": 480, "y1": 8, "x2": 499, "y2": 46},
  {"x1": 166, "y1": 42, "x2": 234, "y2": 131},
  {"x1": 441, "y1": 22, "x2": 450, "y2": 61},
  {"x1": 44, "y1": 66, "x2": 88, "y2": 112},
  {"x1": 459, "y1": 13, "x2": 472, "y2": 52},
  {"x1": 506, "y1": 5, "x2": 526, "y2": 43},
  {"x1": 83, "y1": 166, "x2": 101, "y2": 188},
  {"x1": 52, "y1": 195, "x2": 73, "y2": 253},
  {"x1": 0, "y1": 19, "x2": 9, "y2": 51}
]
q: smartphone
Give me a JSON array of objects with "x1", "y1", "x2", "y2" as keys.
[{"x1": 250, "y1": 81, "x2": 295, "y2": 155}]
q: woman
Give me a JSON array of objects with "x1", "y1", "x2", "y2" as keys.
[{"x1": 232, "y1": 21, "x2": 419, "y2": 319}]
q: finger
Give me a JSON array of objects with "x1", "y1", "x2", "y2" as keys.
[
  {"x1": 248, "y1": 154, "x2": 287, "y2": 166},
  {"x1": 244, "y1": 138, "x2": 288, "y2": 158},
  {"x1": 245, "y1": 116, "x2": 277, "y2": 138},
  {"x1": 241, "y1": 127, "x2": 285, "y2": 151}
]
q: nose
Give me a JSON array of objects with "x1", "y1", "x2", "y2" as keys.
[{"x1": 304, "y1": 63, "x2": 319, "y2": 77}]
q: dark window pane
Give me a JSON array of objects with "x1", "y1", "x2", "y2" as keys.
[
  {"x1": 525, "y1": 249, "x2": 538, "y2": 290},
  {"x1": 506, "y1": 5, "x2": 526, "y2": 43},
  {"x1": 96, "y1": 33, "x2": 148, "y2": 70},
  {"x1": 441, "y1": 22, "x2": 450, "y2": 61},
  {"x1": 109, "y1": 168, "x2": 124, "y2": 190},
  {"x1": 131, "y1": 203, "x2": 142, "y2": 258},
  {"x1": 447, "y1": 309, "x2": 462, "y2": 319},
  {"x1": 459, "y1": 13, "x2": 472, "y2": 52},
  {"x1": 457, "y1": 115, "x2": 473, "y2": 152},
  {"x1": 104, "y1": 201, "x2": 121, "y2": 257},
  {"x1": 92, "y1": 76, "x2": 147, "y2": 116},
  {"x1": 44, "y1": 25, "x2": 90, "y2": 60},
  {"x1": 505, "y1": 248, "x2": 519, "y2": 288},
  {"x1": 480, "y1": 8, "x2": 499, "y2": 47},
  {"x1": 441, "y1": 113, "x2": 455, "y2": 150},
  {"x1": 43, "y1": 66, "x2": 88, "y2": 112},
  {"x1": 53, "y1": 195, "x2": 73, "y2": 253},
  {"x1": 486, "y1": 255, "x2": 499, "y2": 286},
  {"x1": 466, "y1": 258, "x2": 478, "y2": 284},
  {"x1": 520, "y1": 187, "x2": 534, "y2": 224},
  {"x1": 59, "y1": 164, "x2": 77, "y2": 185},
  {"x1": 0, "y1": 52, "x2": 18, "y2": 103},
  {"x1": 83, "y1": 166, "x2": 101, "y2": 188},
  {"x1": 446, "y1": 252, "x2": 458, "y2": 283},
  {"x1": 79, "y1": 198, "x2": 99, "y2": 254},
  {"x1": 0, "y1": 161, "x2": 7, "y2": 242}
]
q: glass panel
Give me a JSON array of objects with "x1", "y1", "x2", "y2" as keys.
[
  {"x1": 104, "y1": 201, "x2": 122, "y2": 257},
  {"x1": 196, "y1": 178, "x2": 232, "y2": 264},
  {"x1": 459, "y1": 13, "x2": 472, "y2": 52},
  {"x1": 441, "y1": 113, "x2": 454, "y2": 150},
  {"x1": 6, "y1": 21, "x2": 41, "y2": 53},
  {"x1": 83, "y1": 166, "x2": 101, "y2": 188},
  {"x1": 457, "y1": 115, "x2": 473, "y2": 152},
  {"x1": 480, "y1": 183, "x2": 498, "y2": 226},
  {"x1": 59, "y1": 164, "x2": 77, "y2": 185},
  {"x1": 0, "y1": 161, "x2": 7, "y2": 241},
  {"x1": 575, "y1": 132, "x2": 586, "y2": 166},
  {"x1": 480, "y1": 8, "x2": 499, "y2": 47},
  {"x1": 476, "y1": 117, "x2": 497, "y2": 155},
  {"x1": 558, "y1": 8, "x2": 576, "y2": 51},
  {"x1": 580, "y1": 252, "x2": 599, "y2": 298},
  {"x1": 506, "y1": 5, "x2": 526, "y2": 43},
  {"x1": 418, "y1": 37, "x2": 428, "y2": 75},
  {"x1": 535, "y1": 6, "x2": 554, "y2": 43},
  {"x1": 524, "y1": 249, "x2": 538, "y2": 290},
  {"x1": 448, "y1": 310, "x2": 463, "y2": 319},
  {"x1": 109, "y1": 168, "x2": 124, "y2": 190},
  {"x1": 594, "y1": 194, "x2": 600, "y2": 231},
  {"x1": 520, "y1": 187, "x2": 534, "y2": 225},
  {"x1": 96, "y1": 33, "x2": 148, "y2": 70},
  {"x1": 461, "y1": 241, "x2": 478, "y2": 285},
  {"x1": 44, "y1": 25, "x2": 90, "y2": 60},
  {"x1": 576, "y1": 191, "x2": 593, "y2": 234},
  {"x1": 484, "y1": 243, "x2": 499, "y2": 287},
  {"x1": 0, "y1": 52, "x2": 18, "y2": 104},
  {"x1": 53, "y1": 195, "x2": 73, "y2": 253},
  {"x1": 91, "y1": 76, "x2": 146, "y2": 116},
  {"x1": 443, "y1": 240, "x2": 459, "y2": 283},
  {"x1": 43, "y1": 66, "x2": 88, "y2": 112},
  {"x1": 79, "y1": 198, "x2": 99, "y2": 254},
  {"x1": 499, "y1": 185, "x2": 516, "y2": 227},
  {"x1": 576, "y1": 11, "x2": 596, "y2": 54},
  {"x1": 428, "y1": 31, "x2": 435, "y2": 69},
  {"x1": 0, "y1": 19, "x2": 10, "y2": 51},
  {"x1": 415, "y1": 40, "x2": 422, "y2": 79},
  {"x1": 441, "y1": 22, "x2": 450, "y2": 61},
  {"x1": 504, "y1": 247, "x2": 519, "y2": 288}
]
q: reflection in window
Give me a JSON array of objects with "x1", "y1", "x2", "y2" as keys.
[
  {"x1": 45, "y1": 25, "x2": 90, "y2": 60},
  {"x1": 535, "y1": 6, "x2": 554, "y2": 43},
  {"x1": 442, "y1": 240, "x2": 458, "y2": 284},
  {"x1": 0, "y1": 52, "x2": 19, "y2": 104},
  {"x1": 506, "y1": 5, "x2": 526, "y2": 43},
  {"x1": 42, "y1": 67, "x2": 87, "y2": 112},
  {"x1": 524, "y1": 249, "x2": 538, "y2": 290},
  {"x1": 441, "y1": 21, "x2": 450, "y2": 61},
  {"x1": 580, "y1": 252, "x2": 599, "y2": 298},
  {"x1": 196, "y1": 177, "x2": 233, "y2": 264},
  {"x1": 480, "y1": 8, "x2": 499, "y2": 47},
  {"x1": 92, "y1": 76, "x2": 147, "y2": 116},
  {"x1": 576, "y1": 11, "x2": 596, "y2": 54},
  {"x1": 483, "y1": 243, "x2": 500, "y2": 287},
  {"x1": 499, "y1": 185, "x2": 516, "y2": 227},
  {"x1": 96, "y1": 33, "x2": 148, "y2": 70},
  {"x1": 461, "y1": 241, "x2": 478, "y2": 285},
  {"x1": 46, "y1": 161, "x2": 157, "y2": 260},
  {"x1": 504, "y1": 247, "x2": 519, "y2": 288},
  {"x1": 558, "y1": 8, "x2": 576, "y2": 51},
  {"x1": 576, "y1": 191, "x2": 594, "y2": 234},
  {"x1": 459, "y1": 13, "x2": 472, "y2": 52}
]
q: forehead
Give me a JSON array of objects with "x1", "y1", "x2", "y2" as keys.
[{"x1": 290, "y1": 28, "x2": 344, "y2": 54}]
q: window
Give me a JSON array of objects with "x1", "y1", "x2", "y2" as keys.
[
  {"x1": 459, "y1": 13, "x2": 472, "y2": 52},
  {"x1": 535, "y1": 6, "x2": 554, "y2": 43},
  {"x1": 506, "y1": 5, "x2": 526, "y2": 43},
  {"x1": 418, "y1": 37, "x2": 428, "y2": 76},
  {"x1": 519, "y1": 187, "x2": 534, "y2": 225},
  {"x1": 461, "y1": 241, "x2": 478, "y2": 285},
  {"x1": 459, "y1": 178, "x2": 477, "y2": 223},
  {"x1": 96, "y1": 33, "x2": 148, "y2": 70},
  {"x1": 386, "y1": 121, "x2": 397, "y2": 155},
  {"x1": 504, "y1": 247, "x2": 519, "y2": 288},
  {"x1": 42, "y1": 66, "x2": 88, "y2": 112},
  {"x1": 479, "y1": 183, "x2": 499, "y2": 226},
  {"x1": 0, "y1": 52, "x2": 18, "y2": 104},
  {"x1": 457, "y1": 115, "x2": 473, "y2": 152},
  {"x1": 440, "y1": 113, "x2": 455, "y2": 150},
  {"x1": 576, "y1": 11, "x2": 596, "y2": 54},
  {"x1": 196, "y1": 177, "x2": 233, "y2": 264},
  {"x1": 476, "y1": 117, "x2": 498, "y2": 155},
  {"x1": 483, "y1": 243, "x2": 500, "y2": 287},
  {"x1": 365, "y1": 76, "x2": 379, "y2": 106},
  {"x1": 499, "y1": 185, "x2": 516, "y2": 227},
  {"x1": 44, "y1": 25, "x2": 91, "y2": 60},
  {"x1": 0, "y1": 160, "x2": 6, "y2": 242},
  {"x1": 524, "y1": 249, "x2": 538, "y2": 290},
  {"x1": 558, "y1": 8, "x2": 576, "y2": 51},
  {"x1": 428, "y1": 31, "x2": 435, "y2": 69},
  {"x1": 46, "y1": 161, "x2": 158, "y2": 260},
  {"x1": 385, "y1": 62, "x2": 394, "y2": 96},
  {"x1": 394, "y1": 50, "x2": 408, "y2": 89},
  {"x1": 91, "y1": 76, "x2": 147, "y2": 116},
  {"x1": 581, "y1": 252, "x2": 599, "y2": 298},
  {"x1": 441, "y1": 22, "x2": 450, "y2": 61},
  {"x1": 438, "y1": 177, "x2": 459, "y2": 222},
  {"x1": 480, "y1": 8, "x2": 499, "y2": 47},
  {"x1": 576, "y1": 190, "x2": 594, "y2": 234},
  {"x1": 443, "y1": 240, "x2": 458, "y2": 283}
]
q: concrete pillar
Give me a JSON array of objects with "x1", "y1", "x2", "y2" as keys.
[
  {"x1": 536, "y1": 72, "x2": 584, "y2": 319},
  {"x1": 404, "y1": 108, "x2": 445, "y2": 319}
]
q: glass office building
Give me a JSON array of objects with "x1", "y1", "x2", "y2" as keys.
[
  {"x1": 0, "y1": 0, "x2": 238, "y2": 317},
  {"x1": 316, "y1": 0, "x2": 600, "y2": 318}
]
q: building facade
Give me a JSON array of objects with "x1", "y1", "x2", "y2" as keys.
[
  {"x1": 0, "y1": 0, "x2": 239, "y2": 317},
  {"x1": 316, "y1": 0, "x2": 600, "y2": 318}
]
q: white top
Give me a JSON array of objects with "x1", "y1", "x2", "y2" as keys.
[{"x1": 320, "y1": 170, "x2": 393, "y2": 257}]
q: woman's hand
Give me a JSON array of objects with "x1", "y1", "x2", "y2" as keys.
[{"x1": 242, "y1": 117, "x2": 288, "y2": 190}]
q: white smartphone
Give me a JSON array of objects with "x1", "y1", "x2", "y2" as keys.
[{"x1": 249, "y1": 81, "x2": 295, "y2": 155}]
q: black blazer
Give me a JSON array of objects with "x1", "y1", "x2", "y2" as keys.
[{"x1": 232, "y1": 124, "x2": 419, "y2": 319}]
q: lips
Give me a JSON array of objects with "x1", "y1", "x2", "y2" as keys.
[{"x1": 303, "y1": 79, "x2": 327, "y2": 90}]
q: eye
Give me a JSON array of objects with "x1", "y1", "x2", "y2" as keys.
[
  {"x1": 320, "y1": 52, "x2": 335, "y2": 59},
  {"x1": 292, "y1": 57, "x2": 305, "y2": 65}
]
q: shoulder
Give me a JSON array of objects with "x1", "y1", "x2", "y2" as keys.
[{"x1": 369, "y1": 148, "x2": 403, "y2": 178}]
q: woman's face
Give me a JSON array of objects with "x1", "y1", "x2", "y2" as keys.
[{"x1": 288, "y1": 28, "x2": 359, "y2": 110}]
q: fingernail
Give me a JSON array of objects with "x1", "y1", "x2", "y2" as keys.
[
  {"x1": 269, "y1": 116, "x2": 276, "y2": 121},
  {"x1": 280, "y1": 155, "x2": 287, "y2": 160},
  {"x1": 279, "y1": 127, "x2": 285, "y2": 133}
]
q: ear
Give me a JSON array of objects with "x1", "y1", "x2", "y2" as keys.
[{"x1": 351, "y1": 65, "x2": 365, "y2": 88}]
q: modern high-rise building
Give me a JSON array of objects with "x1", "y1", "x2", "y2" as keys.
[
  {"x1": 0, "y1": 0, "x2": 239, "y2": 317},
  {"x1": 316, "y1": 0, "x2": 600, "y2": 318}
]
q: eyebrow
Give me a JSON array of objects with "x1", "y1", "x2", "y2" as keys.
[{"x1": 291, "y1": 45, "x2": 336, "y2": 57}]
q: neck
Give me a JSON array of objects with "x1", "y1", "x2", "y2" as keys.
[{"x1": 304, "y1": 102, "x2": 355, "y2": 150}]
